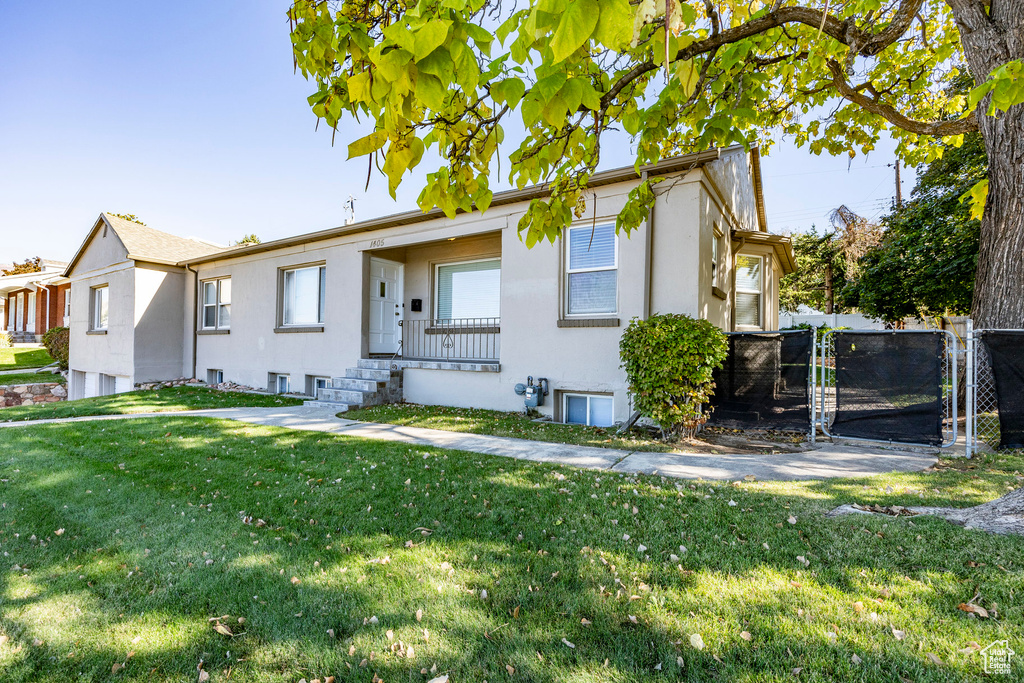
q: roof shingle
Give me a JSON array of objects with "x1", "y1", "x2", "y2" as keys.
[{"x1": 101, "y1": 213, "x2": 226, "y2": 264}]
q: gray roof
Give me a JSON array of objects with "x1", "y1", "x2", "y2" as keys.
[{"x1": 100, "y1": 213, "x2": 226, "y2": 264}]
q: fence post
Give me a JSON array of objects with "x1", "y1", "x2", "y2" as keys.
[
  {"x1": 965, "y1": 319, "x2": 975, "y2": 459},
  {"x1": 809, "y1": 326, "x2": 817, "y2": 446}
]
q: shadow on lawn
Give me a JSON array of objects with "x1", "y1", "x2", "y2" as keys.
[{"x1": 0, "y1": 418, "x2": 1021, "y2": 682}]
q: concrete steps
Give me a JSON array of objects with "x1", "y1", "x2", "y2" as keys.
[{"x1": 303, "y1": 359, "x2": 402, "y2": 410}]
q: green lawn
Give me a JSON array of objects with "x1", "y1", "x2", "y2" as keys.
[
  {"x1": 0, "y1": 372, "x2": 65, "y2": 387},
  {"x1": 1, "y1": 417, "x2": 1021, "y2": 682},
  {"x1": 0, "y1": 386, "x2": 303, "y2": 422},
  {"x1": 0, "y1": 346, "x2": 53, "y2": 370},
  {"x1": 344, "y1": 403, "x2": 684, "y2": 452}
]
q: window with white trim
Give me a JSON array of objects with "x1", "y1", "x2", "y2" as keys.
[
  {"x1": 563, "y1": 393, "x2": 614, "y2": 427},
  {"x1": 307, "y1": 375, "x2": 330, "y2": 396},
  {"x1": 735, "y1": 254, "x2": 763, "y2": 328},
  {"x1": 282, "y1": 265, "x2": 326, "y2": 326},
  {"x1": 91, "y1": 286, "x2": 109, "y2": 330},
  {"x1": 435, "y1": 259, "x2": 500, "y2": 319},
  {"x1": 207, "y1": 369, "x2": 224, "y2": 385},
  {"x1": 202, "y1": 278, "x2": 231, "y2": 330},
  {"x1": 565, "y1": 223, "x2": 617, "y2": 315}
]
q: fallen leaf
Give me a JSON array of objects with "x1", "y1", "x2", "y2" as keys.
[
  {"x1": 111, "y1": 662, "x2": 123, "y2": 674},
  {"x1": 891, "y1": 627, "x2": 906, "y2": 641},
  {"x1": 416, "y1": 609, "x2": 423, "y2": 622},
  {"x1": 561, "y1": 637, "x2": 575, "y2": 649},
  {"x1": 788, "y1": 516, "x2": 797, "y2": 525},
  {"x1": 851, "y1": 654, "x2": 862, "y2": 665},
  {"x1": 852, "y1": 601, "x2": 864, "y2": 613},
  {"x1": 689, "y1": 634, "x2": 705, "y2": 651},
  {"x1": 512, "y1": 605, "x2": 520, "y2": 619},
  {"x1": 580, "y1": 618, "x2": 591, "y2": 626},
  {"x1": 55, "y1": 528, "x2": 65, "y2": 536},
  {"x1": 740, "y1": 631, "x2": 752, "y2": 641},
  {"x1": 213, "y1": 622, "x2": 234, "y2": 637},
  {"x1": 958, "y1": 602, "x2": 989, "y2": 618},
  {"x1": 792, "y1": 667, "x2": 803, "y2": 675},
  {"x1": 427, "y1": 676, "x2": 449, "y2": 683},
  {"x1": 506, "y1": 663, "x2": 515, "y2": 675},
  {"x1": 198, "y1": 671, "x2": 210, "y2": 683},
  {"x1": 926, "y1": 652, "x2": 943, "y2": 665}
]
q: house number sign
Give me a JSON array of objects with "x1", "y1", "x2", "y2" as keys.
[{"x1": 369, "y1": 238, "x2": 385, "y2": 248}]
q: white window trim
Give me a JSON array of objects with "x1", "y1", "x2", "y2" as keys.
[
  {"x1": 281, "y1": 264, "x2": 326, "y2": 327},
  {"x1": 564, "y1": 223, "x2": 618, "y2": 317},
  {"x1": 562, "y1": 392, "x2": 615, "y2": 427},
  {"x1": 735, "y1": 254, "x2": 764, "y2": 330},
  {"x1": 91, "y1": 286, "x2": 109, "y2": 331},
  {"x1": 201, "y1": 278, "x2": 231, "y2": 330},
  {"x1": 433, "y1": 257, "x2": 502, "y2": 320}
]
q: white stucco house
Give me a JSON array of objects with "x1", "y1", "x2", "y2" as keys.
[{"x1": 63, "y1": 145, "x2": 795, "y2": 426}]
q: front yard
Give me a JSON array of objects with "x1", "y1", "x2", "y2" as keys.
[
  {"x1": 0, "y1": 346, "x2": 53, "y2": 371},
  {"x1": 0, "y1": 386, "x2": 303, "y2": 422},
  {"x1": 0, "y1": 372, "x2": 65, "y2": 387},
  {"x1": 1, "y1": 416, "x2": 1021, "y2": 682}
]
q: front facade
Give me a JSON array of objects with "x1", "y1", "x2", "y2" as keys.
[
  {"x1": 65, "y1": 146, "x2": 795, "y2": 425},
  {"x1": 0, "y1": 260, "x2": 70, "y2": 343}
]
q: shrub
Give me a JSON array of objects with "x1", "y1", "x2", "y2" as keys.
[
  {"x1": 619, "y1": 314, "x2": 729, "y2": 438},
  {"x1": 42, "y1": 326, "x2": 70, "y2": 371},
  {"x1": 0, "y1": 331, "x2": 10, "y2": 348}
]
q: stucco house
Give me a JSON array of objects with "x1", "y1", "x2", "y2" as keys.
[
  {"x1": 1, "y1": 259, "x2": 71, "y2": 343},
  {"x1": 63, "y1": 145, "x2": 795, "y2": 426}
]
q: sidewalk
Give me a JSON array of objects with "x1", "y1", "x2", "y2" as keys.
[{"x1": 0, "y1": 405, "x2": 938, "y2": 481}]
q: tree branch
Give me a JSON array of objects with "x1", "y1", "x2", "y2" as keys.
[{"x1": 826, "y1": 60, "x2": 978, "y2": 135}]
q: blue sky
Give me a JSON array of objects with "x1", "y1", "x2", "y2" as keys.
[{"x1": 0, "y1": 1, "x2": 911, "y2": 261}]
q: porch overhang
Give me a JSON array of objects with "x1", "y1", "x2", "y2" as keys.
[{"x1": 732, "y1": 229, "x2": 797, "y2": 275}]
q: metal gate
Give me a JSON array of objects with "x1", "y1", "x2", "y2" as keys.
[
  {"x1": 819, "y1": 329, "x2": 959, "y2": 449},
  {"x1": 965, "y1": 325, "x2": 1024, "y2": 456}
]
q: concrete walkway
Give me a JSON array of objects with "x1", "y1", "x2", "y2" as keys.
[{"x1": 0, "y1": 405, "x2": 939, "y2": 481}]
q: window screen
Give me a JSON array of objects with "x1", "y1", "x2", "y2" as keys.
[
  {"x1": 436, "y1": 259, "x2": 500, "y2": 319},
  {"x1": 735, "y1": 255, "x2": 762, "y2": 327},
  {"x1": 566, "y1": 224, "x2": 617, "y2": 315},
  {"x1": 564, "y1": 394, "x2": 614, "y2": 427},
  {"x1": 283, "y1": 266, "x2": 325, "y2": 325}
]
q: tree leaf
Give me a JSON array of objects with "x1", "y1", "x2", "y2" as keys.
[
  {"x1": 593, "y1": 0, "x2": 632, "y2": 50},
  {"x1": 413, "y1": 21, "x2": 452, "y2": 61},
  {"x1": 549, "y1": 0, "x2": 599, "y2": 63},
  {"x1": 347, "y1": 130, "x2": 388, "y2": 159}
]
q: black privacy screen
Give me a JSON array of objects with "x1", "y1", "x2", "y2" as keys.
[
  {"x1": 830, "y1": 331, "x2": 945, "y2": 446},
  {"x1": 709, "y1": 330, "x2": 812, "y2": 432},
  {"x1": 980, "y1": 331, "x2": 1024, "y2": 449}
]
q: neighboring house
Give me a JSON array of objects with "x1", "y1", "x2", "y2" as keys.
[
  {"x1": 64, "y1": 145, "x2": 795, "y2": 425},
  {"x1": 62, "y1": 214, "x2": 226, "y2": 398},
  {"x1": 0, "y1": 260, "x2": 71, "y2": 343}
]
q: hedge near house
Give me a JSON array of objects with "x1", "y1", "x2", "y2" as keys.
[
  {"x1": 620, "y1": 314, "x2": 728, "y2": 439},
  {"x1": 42, "y1": 326, "x2": 69, "y2": 371}
]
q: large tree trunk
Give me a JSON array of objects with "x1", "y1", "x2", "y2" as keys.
[
  {"x1": 954, "y1": 0, "x2": 1024, "y2": 328},
  {"x1": 972, "y1": 105, "x2": 1024, "y2": 328}
]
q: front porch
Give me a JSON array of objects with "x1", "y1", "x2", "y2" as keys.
[{"x1": 366, "y1": 230, "x2": 502, "y2": 364}]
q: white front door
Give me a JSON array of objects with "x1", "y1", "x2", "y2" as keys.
[
  {"x1": 368, "y1": 257, "x2": 403, "y2": 354},
  {"x1": 15, "y1": 294, "x2": 24, "y2": 332}
]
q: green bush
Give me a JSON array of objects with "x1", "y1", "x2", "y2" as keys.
[
  {"x1": 0, "y1": 331, "x2": 10, "y2": 348},
  {"x1": 42, "y1": 326, "x2": 69, "y2": 371},
  {"x1": 619, "y1": 314, "x2": 729, "y2": 438}
]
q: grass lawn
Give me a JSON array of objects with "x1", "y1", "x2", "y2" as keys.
[
  {"x1": 0, "y1": 347, "x2": 53, "y2": 371},
  {"x1": 0, "y1": 417, "x2": 1021, "y2": 682},
  {"x1": 0, "y1": 372, "x2": 65, "y2": 387},
  {"x1": 0, "y1": 386, "x2": 303, "y2": 422},
  {"x1": 344, "y1": 404, "x2": 685, "y2": 453}
]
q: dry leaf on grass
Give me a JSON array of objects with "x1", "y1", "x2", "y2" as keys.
[
  {"x1": 891, "y1": 628, "x2": 906, "y2": 641},
  {"x1": 926, "y1": 652, "x2": 943, "y2": 665},
  {"x1": 561, "y1": 638, "x2": 575, "y2": 649},
  {"x1": 957, "y1": 602, "x2": 989, "y2": 618},
  {"x1": 689, "y1": 634, "x2": 705, "y2": 650},
  {"x1": 740, "y1": 631, "x2": 752, "y2": 641},
  {"x1": 851, "y1": 654, "x2": 862, "y2": 665},
  {"x1": 427, "y1": 676, "x2": 449, "y2": 683},
  {"x1": 198, "y1": 671, "x2": 210, "y2": 683}
]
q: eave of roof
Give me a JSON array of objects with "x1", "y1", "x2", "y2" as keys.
[
  {"x1": 179, "y1": 146, "x2": 748, "y2": 267},
  {"x1": 732, "y1": 229, "x2": 797, "y2": 275}
]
